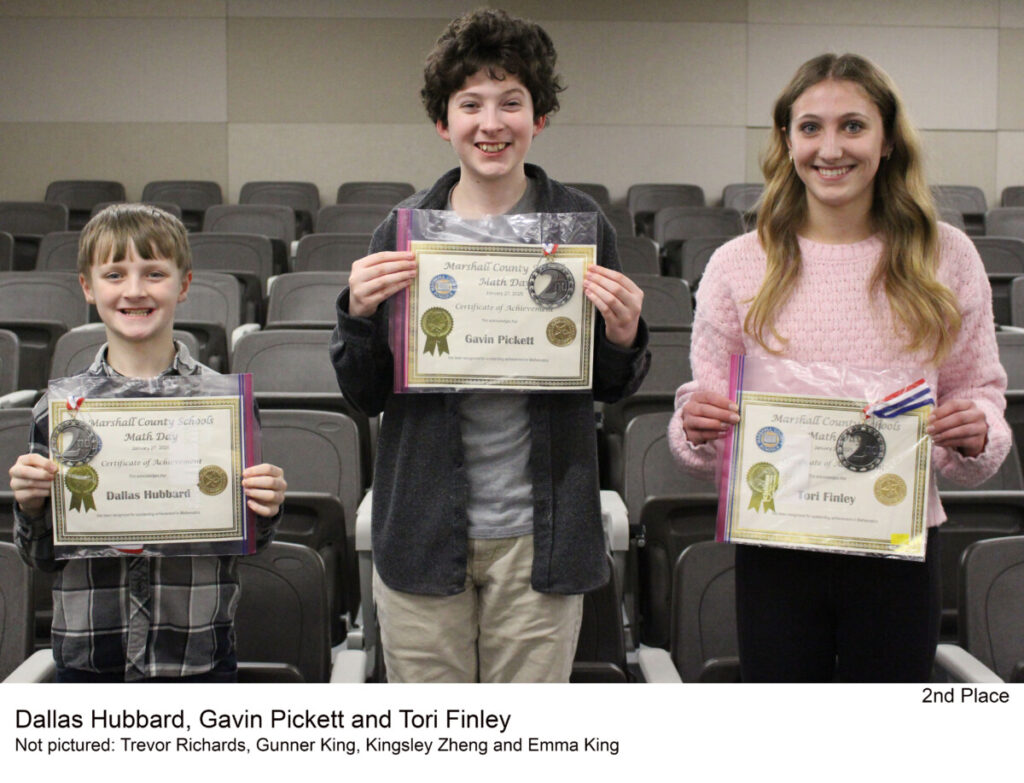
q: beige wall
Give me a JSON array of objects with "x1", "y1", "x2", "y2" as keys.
[{"x1": 1, "y1": 0, "x2": 1022, "y2": 206}]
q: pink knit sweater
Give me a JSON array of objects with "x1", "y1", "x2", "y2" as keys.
[{"x1": 668, "y1": 224, "x2": 1011, "y2": 526}]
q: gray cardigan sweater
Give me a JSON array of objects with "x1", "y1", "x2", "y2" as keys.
[{"x1": 330, "y1": 164, "x2": 650, "y2": 595}]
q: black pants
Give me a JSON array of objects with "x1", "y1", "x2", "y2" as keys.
[{"x1": 735, "y1": 533, "x2": 941, "y2": 682}]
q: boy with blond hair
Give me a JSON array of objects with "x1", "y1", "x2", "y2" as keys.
[{"x1": 10, "y1": 204, "x2": 286, "y2": 682}]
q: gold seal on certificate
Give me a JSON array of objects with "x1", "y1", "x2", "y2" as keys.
[
  {"x1": 874, "y1": 474, "x2": 907, "y2": 506},
  {"x1": 546, "y1": 317, "x2": 576, "y2": 347},
  {"x1": 421, "y1": 307, "x2": 454, "y2": 355},
  {"x1": 746, "y1": 462, "x2": 779, "y2": 512},
  {"x1": 64, "y1": 465, "x2": 99, "y2": 512},
  {"x1": 396, "y1": 240, "x2": 596, "y2": 390},
  {"x1": 198, "y1": 465, "x2": 229, "y2": 496}
]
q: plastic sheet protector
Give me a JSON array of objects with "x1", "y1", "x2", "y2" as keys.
[
  {"x1": 389, "y1": 208, "x2": 598, "y2": 392},
  {"x1": 717, "y1": 355, "x2": 933, "y2": 560},
  {"x1": 47, "y1": 373, "x2": 261, "y2": 558}
]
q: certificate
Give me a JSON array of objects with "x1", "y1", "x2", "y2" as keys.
[
  {"x1": 390, "y1": 240, "x2": 596, "y2": 391},
  {"x1": 47, "y1": 373, "x2": 260, "y2": 557},
  {"x1": 718, "y1": 356, "x2": 932, "y2": 560}
]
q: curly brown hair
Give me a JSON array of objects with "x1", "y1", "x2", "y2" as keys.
[{"x1": 422, "y1": 7, "x2": 564, "y2": 127}]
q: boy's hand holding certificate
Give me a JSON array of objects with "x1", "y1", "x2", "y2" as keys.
[
  {"x1": 47, "y1": 373, "x2": 261, "y2": 558},
  {"x1": 717, "y1": 355, "x2": 933, "y2": 560}
]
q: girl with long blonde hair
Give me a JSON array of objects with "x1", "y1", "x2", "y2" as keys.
[{"x1": 669, "y1": 53, "x2": 1010, "y2": 681}]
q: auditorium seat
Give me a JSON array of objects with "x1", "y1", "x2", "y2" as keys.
[
  {"x1": 932, "y1": 185, "x2": 986, "y2": 236},
  {"x1": 266, "y1": 271, "x2": 348, "y2": 329},
  {"x1": 293, "y1": 233, "x2": 371, "y2": 272},
  {"x1": 721, "y1": 182, "x2": 762, "y2": 212},
  {"x1": 0, "y1": 232, "x2": 13, "y2": 272},
  {"x1": 680, "y1": 235, "x2": 733, "y2": 288},
  {"x1": 0, "y1": 329, "x2": 19, "y2": 396},
  {"x1": 565, "y1": 183, "x2": 611, "y2": 208},
  {"x1": 985, "y1": 207, "x2": 1024, "y2": 241},
  {"x1": 203, "y1": 205, "x2": 293, "y2": 275},
  {"x1": 974, "y1": 237, "x2": 1024, "y2": 323},
  {"x1": 230, "y1": 329, "x2": 375, "y2": 483},
  {"x1": 34, "y1": 231, "x2": 80, "y2": 272},
  {"x1": 0, "y1": 272, "x2": 88, "y2": 392},
  {"x1": 601, "y1": 331, "x2": 690, "y2": 493},
  {"x1": 627, "y1": 183, "x2": 705, "y2": 238},
  {"x1": 44, "y1": 180, "x2": 125, "y2": 230},
  {"x1": 174, "y1": 272, "x2": 247, "y2": 370},
  {"x1": 653, "y1": 208, "x2": 743, "y2": 277},
  {"x1": 188, "y1": 233, "x2": 275, "y2": 324},
  {"x1": 141, "y1": 180, "x2": 223, "y2": 232},
  {"x1": 615, "y1": 236, "x2": 659, "y2": 276},
  {"x1": 1002, "y1": 187, "x2": 1024, "y2": 208},
  {"x1": 260, "y1": 409, "x2": 363, "y2": 639},
  {"x1": 316, "y1": 204, "x2": 392, "y2": 235},
  {"x1": 336, "y1": 181, "x2": 415, "y2": 206},
  {"x1": 939, "y1": 208, "x2": 967, "y2": 231},
  {"x1": 668, "y1": 541, "x2": 740, "y2": 681},
  {"x1": 721, "y1": 183, "x2": 762, "y2": 229},
  {"x1": 619, "y1": 411, "x2": 719, "y2": 648},
  {"x1": 240, "y1": 181, "x2": 320, "y2": 239},
  {"x1": 0, "y1": 541, "x2": 33, "y2": 681},
  {"x1": 602, "y1": 204, "x2": 635, "y2": 238},
  {"x1": 632, "y1": 274, "x2": 692, "y2": 331},
  {"x1": 955, "y1": 536, "x2": 1024, "y2": 682},
  {"x1": 0, "y1": 202, "x2": 69, "y2": 270}
]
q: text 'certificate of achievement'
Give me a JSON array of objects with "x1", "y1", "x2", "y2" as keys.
[
  {"x1": 47, "y1": 373, "x2": 260, "y2": 558},
  {"x1": 391, "y1": 240, "x2": 596, "y2": 391},
  {"x1": 718, "y1": 355, "x2": 932, "y2": 560}
]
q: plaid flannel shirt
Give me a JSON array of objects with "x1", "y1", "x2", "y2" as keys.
[{"x1": 13, "y1": 342, "x2": 279, "y2": 681}]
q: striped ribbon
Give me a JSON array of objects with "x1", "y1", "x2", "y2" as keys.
[{"x1": 862, "y1": 378, "x2": 934, "y2": 419}]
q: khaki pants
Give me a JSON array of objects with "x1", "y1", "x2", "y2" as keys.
[{"x1": 373, "y1": 535, "x2": 584, "y2": 683}]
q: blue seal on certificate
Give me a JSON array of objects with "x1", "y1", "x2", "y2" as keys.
[
  {"x1": 755, "y1": 426, "x2": 783, "y2": 452},
  {"x1": 429, "y1": 274, "x2": 457, "y2": 299}
]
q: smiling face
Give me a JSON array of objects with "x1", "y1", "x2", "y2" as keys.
[
  {"x1": 787, "y1": 78, "x2": 891, "y2": 233},
  {"x1": 437, "y1": 68, "x2": 546, "y2": 189},
  {"x1": 80, "y1": 239, "x2": 190, "y2": 354}
]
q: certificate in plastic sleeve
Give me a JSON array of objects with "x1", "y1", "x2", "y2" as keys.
[
  {"x1": 391, "y1": 240, "x2": 596, "y2": 391},
  {"x1": 47, "y1": 373, "x2": 260, "y2": 558},
  {"x1": 717, "y1": 355, "x2": 931, "y2": 560}
]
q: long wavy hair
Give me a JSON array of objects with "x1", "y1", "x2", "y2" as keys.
[{"x1": 748, "y1": 53, "x2": 961, "y2": 363}]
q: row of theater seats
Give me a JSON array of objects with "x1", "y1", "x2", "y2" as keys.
[
  {"x1": 0, "y1": 266, "x2": 695, "y2": 394},
  {"x1": 3, "y1": 308, "x2": 1023, "y2": 664}
]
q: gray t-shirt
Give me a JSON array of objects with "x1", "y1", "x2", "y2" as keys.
[{"x1": 449, "y1": 179, "x2": 538, "y2": 539}]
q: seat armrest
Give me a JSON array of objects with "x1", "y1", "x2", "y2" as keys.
[
  {"x1": 600, "y1": 490, "x2": 629, "y2": 553},
  {"x1": 933, "y1": 644, "x2": 1003, "y2": 683},
  {"x1": 637, "y1": 645, "x2": 681, "y2": 683},
  {"x1": 4, "y1": 649, "x2": 56, "y2": 683},
  {"x1": 329, "y1": 649, "x2": 368, "y2": 683},
  {"x1": 356, "y1": 490, "x2": 373, "y2": 552}
]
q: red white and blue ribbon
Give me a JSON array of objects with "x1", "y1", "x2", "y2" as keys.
[
  {"x1": 66, "y1": 395, "x2": 84, "y2": 412},
  {"x1": 862, "y1": 379, "x2": 934, "y2": 419},
  {"x1": 541, "y1": 243, "x2": 559, "y2": 256}
]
